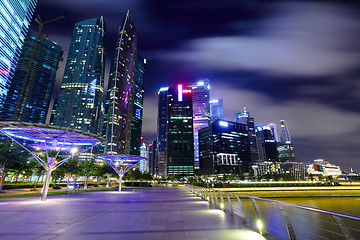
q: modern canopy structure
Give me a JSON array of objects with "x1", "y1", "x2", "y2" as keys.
[
  {"x1": 0, "y1": 122, "x2": 105, "y2": 201},
  {"x1": 97, "y1": 154, "x2": 144, "y2": 191}
]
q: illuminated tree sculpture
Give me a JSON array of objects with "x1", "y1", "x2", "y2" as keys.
[
  {"x1": 0, "y1": 122, "x2": 104, "y2": 201},
  {"x1": 98, "y1": 155, "x2": 144, "y2": 192}
]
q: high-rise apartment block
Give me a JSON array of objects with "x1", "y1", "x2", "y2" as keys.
[
  {"x1": 53, "y1": 17, "x2": 105, "y2": 135},
  {"x1": 0, "y1": 0, "x2": 37, "y2": 111},
  {"x1": 210, "y1": 99, "x2": 224, "y2": 123},
  {"x1": 199, "y1": 119, "x2": 251, "y2": 174},
  {"x1": 191, "y1": 79, "x2": 210, "y2": 169},
  {"x1": 105, "y1": 11, "x2": 137, "y2": 154},
  {"x1": 0, "y1": 32, "x2": 62, "y2": 123}
]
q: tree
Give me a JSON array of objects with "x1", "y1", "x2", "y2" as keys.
[
  {"x1": 0, "y1": 142, "x2": 30, "y2": 192},
  {"x1": 79, "y1": 158, "x2": 97, "y2": 189}
]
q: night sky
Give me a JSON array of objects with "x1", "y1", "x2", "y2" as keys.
[{"x1": 32, "y1": 0, "x2": 360, "y2": 172}]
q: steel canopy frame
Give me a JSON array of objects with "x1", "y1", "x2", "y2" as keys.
[
  {"x1": 0, "y1": 122, "x2": 105, "y2": 201},
  {"x1": 98, "y1": 155, "x2": 144, "y2": 192}
]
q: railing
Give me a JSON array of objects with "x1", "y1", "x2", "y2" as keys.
[{"x1": 185, "y1": 185, "x2": 360, "y2": 240}]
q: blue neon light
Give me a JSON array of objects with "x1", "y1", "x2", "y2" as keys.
[{"x1": 219, "y1": 121, "x2": 229, "y2": 127}]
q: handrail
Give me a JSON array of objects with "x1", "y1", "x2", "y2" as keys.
[
  {"x1": 233, "y1": 192, "x2": 360, "y2": 221},
  {"x1": 185, "y1": 184, "x2": 359, "y2": 240}
]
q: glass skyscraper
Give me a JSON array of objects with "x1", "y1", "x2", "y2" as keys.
[
  {"x1": 278, "y1": 120, "x2": 296, "y2": 162},
  {"x1": 166, "y1": 85, "x2": 194, "y2": 176},
  {"x1": 0, "y1": 0, "x2": 37, "y2": 111},
  {"x1": 210, "y1": 99, "x2": 224, "y2": 123},
  {"x1": 156, "y1": 87, "x2": 169, "y2": 177},
  {"x1": 0, "y1": 32, "x2": 63, "y2": 123},
  {"x1": 235, "y1": 108, "x2": 259, "y2": 163},
  {"x1": 191, "y1": 79, "x2": 210, "y2": 169},
  {"x1": 105, "y1": 11, "x2": 137, "y2": 154},
  {"x1": 52, "y1": 17, "x2": 105, "y2": 135},
  {"x1": 199, "y1": 119, "x2": 251, "y2": 174},
  {"x1": 130, "y1": 54, "x2": 146, "y2": 155}
]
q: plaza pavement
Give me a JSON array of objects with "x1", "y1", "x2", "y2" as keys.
[{"x1": 0, "y1": 186, "x2": 267, "y2": 240}]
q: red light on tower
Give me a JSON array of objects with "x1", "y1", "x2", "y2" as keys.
[{"x1": 182, "y1": 89, "x2": 192, "y2": 93}]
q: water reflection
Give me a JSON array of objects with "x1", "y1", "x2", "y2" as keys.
[{"x1": 232, "y1": 197, "x2": 360, "y2": 239}]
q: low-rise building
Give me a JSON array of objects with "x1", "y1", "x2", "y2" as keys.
[{"x1": 307, "y1": 159, "x2": 342, "y2": 177}]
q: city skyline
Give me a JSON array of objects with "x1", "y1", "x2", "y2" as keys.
[{"x1": 28, "y1": 0, "x2": 360, "y2": 171}]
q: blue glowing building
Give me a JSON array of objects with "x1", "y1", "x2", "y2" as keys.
[
  {"x1": 210, "y1": 99, "x2": 224, "y2": 123},
  {"x1": 0, "y1": 0, "x2": 37, "y2": 111},
  {"x1": 0, "y1": 32, "x2": 63, "y2": 123},
  {"x1": 52, "y1": 17, "x2": 105, "y2": 135}
]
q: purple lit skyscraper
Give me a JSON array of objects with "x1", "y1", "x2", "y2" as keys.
[{"x1": 191, "y1": 79, "x2": 210, "y2": 169}]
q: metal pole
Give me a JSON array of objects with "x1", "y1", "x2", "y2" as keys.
[
  {"x1": 119, "y1": 174, "x2": 122, "y2": 192},
  {"x1": 41, "y1": 168, "x2": 52, "y2": 201}
]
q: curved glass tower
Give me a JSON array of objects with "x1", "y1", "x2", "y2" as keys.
[
  {"x1": 0, "y1": 0, "x2": 37, "y2": 111},
  {"x1": 53, "y1": 17, "x2": 105, "y2": 135},
  {"x1": 105, "y1": 11, "x2": 137, "y2": 154}
]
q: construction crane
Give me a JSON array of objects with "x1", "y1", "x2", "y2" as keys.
[{"x1": 12, "y1": 15, "x2": 65, "y2": 121}]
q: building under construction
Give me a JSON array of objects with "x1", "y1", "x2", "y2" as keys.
[{"x1": 0, "y1": 31, "x2": 63, "y2": 123}]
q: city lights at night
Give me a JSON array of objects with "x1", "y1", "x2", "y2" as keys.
[{"x1": 0, "y1": 1, "x2": 360, "y2": 239}]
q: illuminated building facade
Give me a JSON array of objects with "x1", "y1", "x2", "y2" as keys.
[
  {"x1": 235, "y1": 108, "x2": 259, "y2": 163},
  {"x1": 105, "y1": 11, "x2": 137, "y2": 154},
  {"x1": 130, "y1": 54, "x2": 146, "y2": 155},
  {"x1": 156, "y1": 87, "x2": 169, "y2": 177},
  {"x1": 256, "y1": 126, "x2": 278, "y2": 162},
  {"x1": 210, "y1": 99, "x2": 224, "y2": 123},
  {"x1": 191, "y1": 79, "x2": 210, "y2": 169},
  {"x1": 199, "y1": 119, "x2": 251, "y2": 174},
  {"x1": 252, "y1": 161, "x2": 306, "y2": 180},
  {"x1": 166, "y1": 85, "x2": 194, "y2": 176},
  {"x1": 278, "y1": 120, "x2": 296, "y2": 162},
  {"x1": 53, "y1": 17, "x2": 105, "y2": 135},
  {"x1": 0, "y1": 32, "x2": 62, "y2": 123},
  {"x1": 0, "y1": 0, "x2": 37, "y2": 111}
]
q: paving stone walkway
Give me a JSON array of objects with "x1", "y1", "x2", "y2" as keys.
[{"x1": 0, "y1": 186, "x2": 266, "y2": 240}]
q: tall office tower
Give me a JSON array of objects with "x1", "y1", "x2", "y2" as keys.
[
  {"x1": 256, "y1": 126, "x2": 279, "y2": 162},
  {"x1": 0, "y1": 0, "x2": 37, "y2": 111},
  {"x1": 105, "y1": 11, "x2": 137, "y2": 154},
  {"x1": 210, "y1": 99, "x2": 224, "y2": 123},
  {"x1": 130, "y1": 54, "x2": 146, "y2": 155},
  {"x1": 0, "y1": 32, "x2": 62, "y2": 123},
  {"x1": 278, "y1": 119, "x2": 296, "y2": 162},
  {"x1": 267, "y1": 122, "x2": 280, "y2": 142},
  {"x1": 166, "y1": 85, "x2": 194, "y2": 176},
  {"x1": 191, "y1": 79, "x2": 210, "y2": 169},
  {"x1": 156, "y1": 87, "x2": 169, "y2": 177},
  {"x1": 53, "y1": 17, "x2": 105, "y2": 135},
  {"x1": 148, "y1": 138, "x2": 157, "y2": 175},
  {"x1": 280, "y1": 120, "x2": 291, "y2": 141},
  {"x1": 199, "y1": 120, "x2": 251, "y2": 174},
  {"x1": 234, "y1": 107, "x2": 259, "y2": 163}
]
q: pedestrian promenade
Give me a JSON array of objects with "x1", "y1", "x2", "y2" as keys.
[{"x1": 0, "y1": 186, "x2": 266, "y2": 240}]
